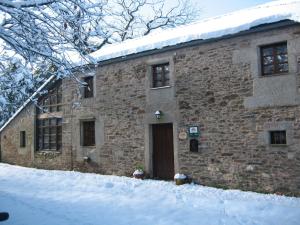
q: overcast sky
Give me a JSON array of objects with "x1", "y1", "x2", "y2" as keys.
[{"x1": 190, "y1": 0, "x2": 275, "y2": 18}]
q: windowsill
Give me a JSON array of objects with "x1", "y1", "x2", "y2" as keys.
[
  {"x1": 81, "y1": 145, "x2": 96, "y2": 148},
  {"x1": 260, "y1": 72, "x2": 289, "y2": 78},
  {"x1": 83, "y1": 96, "x2": 94, "y2": 99},
  {"x1": 150, "y1": 85, "x2": 172, "y2": 90},
  {"x1": 36, "y1": 150, "x2": 61, "y2": 154},
  {"x1": 269, "y1": 144, "x2": 288, "y2": 147}
]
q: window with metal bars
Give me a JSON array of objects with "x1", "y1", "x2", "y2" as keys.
[
  {"x1": 270, "y1": 130, "x2": 287, "y2": 145},
  {"x1": 83, "y1": 76, "x2": 94, "y2": 98},
  {"x1": 20, "y1": 131, "x2": 26, "y2": 147},
  {"x1": 81, "y1": 121, "x2": 95, "y2": 146},
  {"x1": 261, "y1": 42, "x2": 288, "y2": 76},
  {"x1": 37, "y1": 118, "x2": 62, "y2": 151},
  {"x1": 152, "y1": 63, "x2": 170, "y2": 88}
]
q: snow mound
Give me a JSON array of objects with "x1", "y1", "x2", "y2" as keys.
[{"x1": 174, "y1": 173, "x2": 187, "y2": 179}]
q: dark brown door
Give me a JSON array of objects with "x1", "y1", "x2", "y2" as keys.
[{"x1": 152, "y1": 123, "x2": 174, "y2": 180}]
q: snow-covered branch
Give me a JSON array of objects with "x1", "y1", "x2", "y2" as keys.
[{"x1": 0, "y1": 0, "x2": 199, "y2": 126}]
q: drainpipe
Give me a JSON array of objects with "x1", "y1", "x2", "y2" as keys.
[{"x1": 0, "y1": 132, "x2": 2, "y2": 161}]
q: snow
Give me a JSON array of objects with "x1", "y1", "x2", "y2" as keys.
[
  {"x1": 72, "y1": 0, "x2": 300, "y2": 65},
  {"x1": 133, "y1": 169, "x2": 144, "y2": 176},
  {"x1": 0, "y1": 163, "x2": 299, "y2": 225},
  {"x1": 174, "y1": 173, "x2": 187, "y2": 179},
  {"x1": 0, "y1": 75, "x2": 55, "y2": 132}
]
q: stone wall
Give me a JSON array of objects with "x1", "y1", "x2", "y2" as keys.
[
  {"x1": 0, "y1": 105, "x2": 35, "y2": 167},
  {"x1": 174, "y1": 25, "x2": 300, "y2": 195},
  {"x1": 1, "y1": 23, "x2": 300, "y2": 195}
]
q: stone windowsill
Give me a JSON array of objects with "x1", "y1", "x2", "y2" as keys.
[
  {"x1": 150, "y1": 85, "x2": 172, "y2": 90},
  {"x1": 259, "y1": 72, "x2": 290, "y2": 78},
  {"x1": 81, "y1": 145, "x2": 96, "y2": 149},
  {"x1": 269, "y1": 144, "x2": 288, "y2": 147},
  {"x1": 36, "y1": 150, "x2": 61, "y2": 155}
]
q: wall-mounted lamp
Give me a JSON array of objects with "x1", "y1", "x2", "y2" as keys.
[{"x1": 155, "y1": 110, "x2": 162, "y2": 119}]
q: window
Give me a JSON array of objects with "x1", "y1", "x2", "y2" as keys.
[
  {"x1": 81, "y1": 121, "x2": 95, "y2": 146},
  {"x1": 270, "y1": 130, "x2": 287, "y2": 145},
  {"x1": 20, "y1": 131, "x2": 26, "y2": 147},
  {"x1": 37, "y1": 118, "x2": 62, "y2": 151},
  {"x1": 38, "y1": 80, "x2": 62, "y2": 113},
  {"x1": 152, "y1": 63, "x2": 170, "y2": 88},
  {"x1": 83, "y1": 76, "x2": 94, "y2": 98},
  {"x1": 261, "y1": 42, "x2": 288, "y2": 76}
]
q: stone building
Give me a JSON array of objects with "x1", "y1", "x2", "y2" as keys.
[{"x1": 1, "y1": 1, "x2": 300, "y2": 195}]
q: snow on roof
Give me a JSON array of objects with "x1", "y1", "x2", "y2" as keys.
[
  {"x1": 75, "y1": 0, "x2": 300, "y2": 65},
  {"x1": 1, "y1": 0, "x2": 300, "y2": 132},
  {"x1": 0, "y1": 75, "x2": 55, "y2": 133}
]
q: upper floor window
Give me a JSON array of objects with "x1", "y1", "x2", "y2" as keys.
[
  {"x1": 83, "y1": 76, "x2": 94, "y2": 98},
  {"x1": 261, "y1": 42, "x2": 288, "y2": 76},
  {"x1": 38, "y1": 80, "x2": 62, "y2": 113},
  {"x1": 152, "y1": 63, "x2": 170, "y2": 88}
]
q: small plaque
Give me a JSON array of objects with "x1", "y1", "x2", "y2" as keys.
[
  {"x1": 179, "y1": 131, "x2": 188, "y2": 140},
  {"x1": 188, "y1": 126, "x2": 199, "y2": 137}
]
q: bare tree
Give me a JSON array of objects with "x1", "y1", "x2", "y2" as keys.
[
  {"x1": 0, "y1": 0, "x2": 199, "y2": 125},
  {"x1": 0, "y1": 0, "x2": 198, "y2": 71}
]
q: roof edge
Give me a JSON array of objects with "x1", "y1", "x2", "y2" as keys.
[
  {"x1": 87, "y1": 20, "x2": 298, "y2": 68},
  {"x1": 0, "y1": 75, "x2": 55, "y2": 133}
]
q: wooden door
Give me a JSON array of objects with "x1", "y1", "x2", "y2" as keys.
[{"x1": 152, "y1": 123, "x2": 175, "y2": 180}]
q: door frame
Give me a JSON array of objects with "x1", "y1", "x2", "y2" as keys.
[{"x1": 145, "y1": 122, "x2": 179, "y2": 178}]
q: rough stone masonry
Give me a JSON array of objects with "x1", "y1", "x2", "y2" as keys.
[{"x1": 1, "y1": 22, "x2": 300, "y2": 196}]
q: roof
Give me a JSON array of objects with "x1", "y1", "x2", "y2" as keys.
[
  {"x1": 72, "y1": 0, "x2": 300, "y2": 66},
  {"x1": 1, "y1": 0, "x2": 300, "y2": 132}
]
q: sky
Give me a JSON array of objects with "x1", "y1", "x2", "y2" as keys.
[{"x1": 190, "y1": 0, "x2": 276, "y2": 18}]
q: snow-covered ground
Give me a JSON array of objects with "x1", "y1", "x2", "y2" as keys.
[{"x1": 0, "y1": 163, "x2": 299, "y2": 225}]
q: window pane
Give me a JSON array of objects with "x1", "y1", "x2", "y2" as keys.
[
  {"x1": 57, "y1": 118, "x2": 62, "y2": 125},
  {"x1": 262, "y1": 47, "x2": 273, "y2": 56},
  {"x1": 270, "y1": 131, "x2": 286, "y2": 145},
  {"x1": 37, "y1": 118, "x2": 62, "y2": 151},
  {"x1": 44, "y1": 128, "x2": 49, "y2": 134},
  {"x1": 156, "y1": 73, "x2": 162, "y2": 81},
  {"x1": 82, "y1": 121, "x2": 95, "y2": 146},
  {"x1": 278, "y1": 63, "x2": 288, "y2": 73},
  {"x1": 37, "y1": 80, "x2": 62, "y2": 114},
  {"x1": 261, "y1": 42, "x2": 288, "y2": 76},
  {"x1": 84, "y1": 77, "x2": 94, "y2": 98},
  {"x1": 276, "y1": 45, "x2": 287, "y2": 54},
  {"x1": 20, "y1": 131, "x2": 26, "y2": 147},
  {"x1": 276, "y1": 54, "x2": 288, "y2": 63},
  {"x1": 156, "y1": 81, "x2": 162, "y2": 87},
  {"x1": 164, "y1": 71, "x2": 170, "y2": 80},
  {"x1": 152, "y1": 63, "x2": 170, "y2": 88},
  {"x1": 263, "y1": 65, "x2": 274, "y2": 75},
  {"x1": 263, "y1": 56, "x2": 274, "y2": 65},
  {"x1": 50, "y1": 118, "x2": 57, "y2": 126},
  {"x1": 164, "y1": 79, "x2": 170, "y2": 86}
]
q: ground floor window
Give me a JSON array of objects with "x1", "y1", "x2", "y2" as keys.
[
  {"x1": 20, "y1": 131, "x2": 26, "y2": 147},
  {"x1": 37, "y1": 118, "x2": 62, "y2": 151},
  {"x1": 270, "y1": 130, "x2": 286, "y2": 145},
  {"x1": 81, "y1": 120, "x2": 95, "y2": 146}
]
